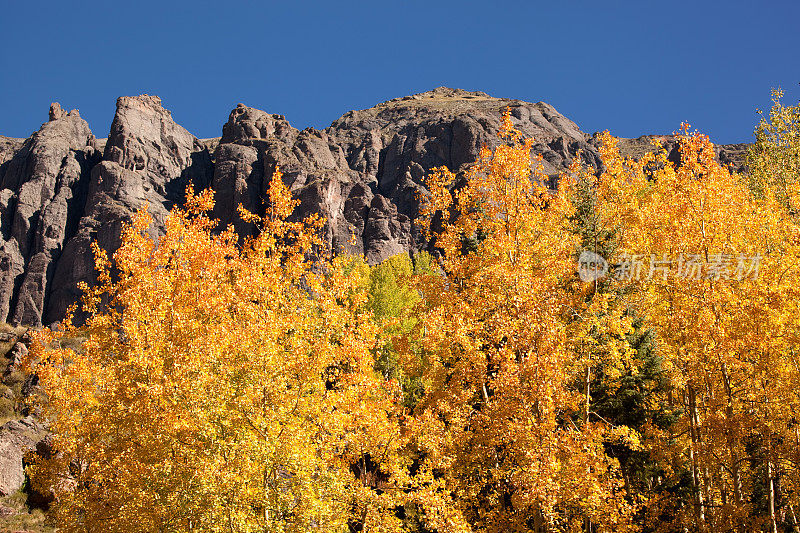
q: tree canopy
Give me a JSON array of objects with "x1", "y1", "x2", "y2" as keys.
[{"x1": 24, "y1": 97, "x2": 800, "y2": 532}]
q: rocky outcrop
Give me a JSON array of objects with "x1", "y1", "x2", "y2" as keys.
[
  {"x1": 45, "y1": 95, "x2": 213, "y2": 325},
  {"x1": 0, "y1": 106, "x2": 97, "y2": 327},
  {"x1": 0, "y1": 416, "x2": 46, "y2": 497},
  {"x1": 325, "y1": 87, "x2": 603, "y2": 259},
  {"x1": 210, "y1": 104, "x2": 358, "y2": 248},
  {"x1": 0, "y1": 88, "x2": 750, "y2": 326}
]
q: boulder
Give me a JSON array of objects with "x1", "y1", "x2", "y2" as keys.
[{"x1": 0, "y1": 417, "x2": 45, "y2": 497}]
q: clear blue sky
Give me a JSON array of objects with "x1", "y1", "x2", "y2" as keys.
[{"x1": 1, "y1": 1, "x2": 798, "y2": 144}]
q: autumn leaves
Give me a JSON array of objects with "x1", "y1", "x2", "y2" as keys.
[{"x1": 24, "y1": 100, "x2": 800, "y2": 532}]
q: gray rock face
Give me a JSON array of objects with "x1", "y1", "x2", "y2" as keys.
[
  {"x1": 208, "y1": 88, "x2": 601, "y2": 264},
  {"x1": 0, "y1": 108, "x2": 96, "y2": 326},
  {"x1": 325, "y1": 87, "x2": 602, "y2": 261},
  {"x1": 0, "y1": 416, "x2": 45, "y2": 497},
  {"x1": 0, "y1": 87, "x2": 750, "y2": 326},
  {"x1": 46, "y1": 95, "x2": 213, "y2": 325},
  {"x1": 0, "y1": 137, "x2": 24, "y2": 171},
  {"x1": 212, "y1": 103, "x2": 363, "y2": 254}
]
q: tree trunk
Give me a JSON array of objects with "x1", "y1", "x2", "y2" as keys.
[
  {"x1": 788, "y1": 503, "x2": 799, "y2": 533},
  {"x1": 768, "y1": 458, "x2": 778, "y2": 533},
  {"x1": 688, "y1": 385, "x2": 706, "y2": 531},
  {"x1": 584, "y1": 364, "x2": 591, "y2": 426},
  {"x1": 721, "y1": 363, "x2": 744, "y2": 506}
]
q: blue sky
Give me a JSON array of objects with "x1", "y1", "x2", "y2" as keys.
[{"x1": 1, "y1": 1, "x2": 798, "y2": 144}]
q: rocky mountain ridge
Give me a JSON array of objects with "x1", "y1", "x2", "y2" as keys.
[{"x1": 0, "y1": 87, "x2": 748, "y2": 327}]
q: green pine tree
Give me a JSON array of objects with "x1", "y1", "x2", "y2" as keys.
[{"x1": 567, "y1": 171, "x2": 683, "y2": 523}]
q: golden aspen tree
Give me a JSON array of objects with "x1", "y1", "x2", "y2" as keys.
[
  {"x1": 23, "y1": 100, "x2": 800, "y2": 533},
  {"x1": 25, "y1": 173, "x2": 408, "y2": 532},
  {"x1": 563, "y1": 155, "x2": 679, "y2": 527},
  {"x1": 593, "y1": 128, "x2": 800, "y2": 532},
  {"x1": 747, "y1": 89, "x2": 800, "y2": 217},
  {"x1": 407, "y1": 111, "x2": 634, "y2": 532},
  {"x1": 743, "y1": 91, "x2": 800, "y2": 532}
]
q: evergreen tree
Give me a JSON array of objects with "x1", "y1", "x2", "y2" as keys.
[{"x1": 565, "y1": 160, "x2": 682, "y2": 524}]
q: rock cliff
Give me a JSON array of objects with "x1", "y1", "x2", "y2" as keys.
[{"x1": 0, "y1": 87, "x2": 747, "y2": 326}]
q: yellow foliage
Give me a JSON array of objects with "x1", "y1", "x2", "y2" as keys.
[
  {"x1": 25, "y1": 178, "x2": 407, "y2": 532},
  {"x1": 593, "y1": 124, "x2": 800, "y2": 531},
  {"x1": 21, "y1": 101, "x2": 800, "y2": 533},
  {"x1": 411, "y1": 110, "x2": 635, "y2": 532}
]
